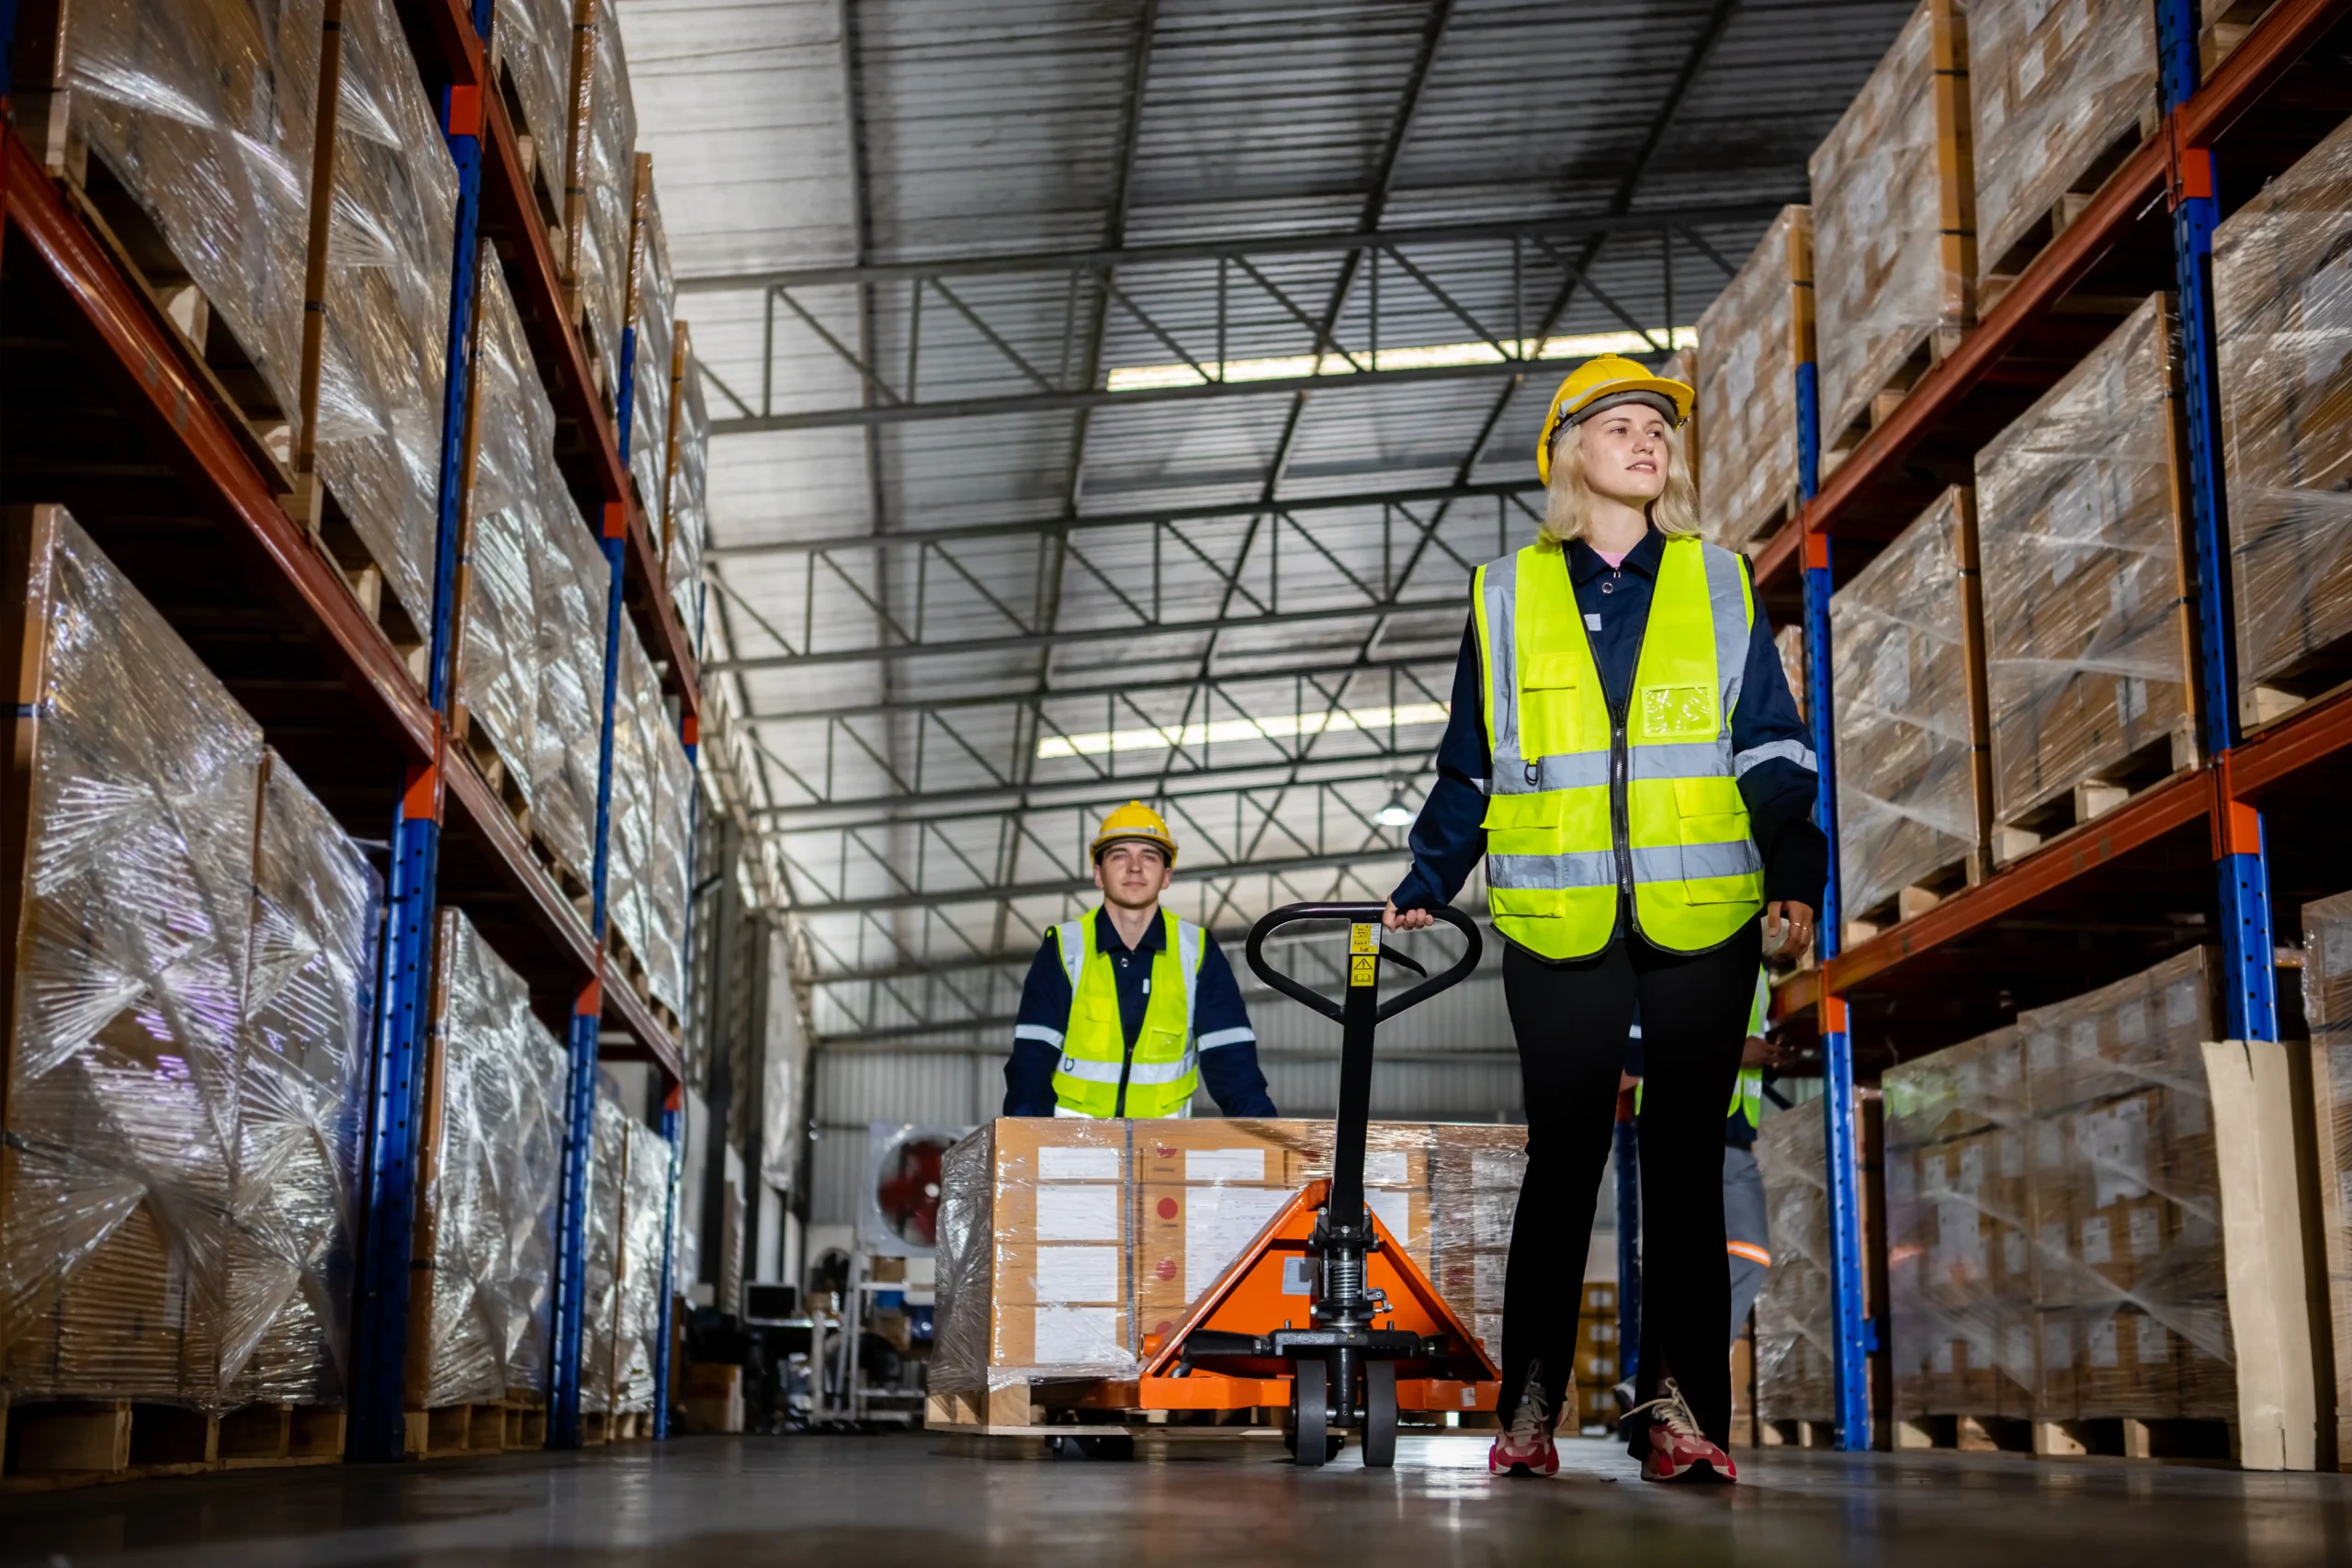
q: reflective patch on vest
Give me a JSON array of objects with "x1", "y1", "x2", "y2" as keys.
[{"x1": 1641, "y1": 683, "x2": 1715, "y2": 739}]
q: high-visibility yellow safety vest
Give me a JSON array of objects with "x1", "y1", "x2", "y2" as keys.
[
  {"x1": 1629, "y1": 967, "x2": 1770, "y2": 1125},
  {"x1": 1047, "y1": 908, "x2": 1205, "y2": 1118},
  {"x1": 1474, "y1": 535, "x2": 1764, "y2": 960}
]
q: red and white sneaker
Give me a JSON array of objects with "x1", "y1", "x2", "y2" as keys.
[
  {"x1": 1626, "y1": 1378, "x2": 1736, "y2": 1483},
  {"x1": 1487, "y1": 1368, "x2": 1559, "y2": 1478}
]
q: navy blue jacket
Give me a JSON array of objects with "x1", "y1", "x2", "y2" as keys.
[
  {"x1": 1390, "y1": 526, "x2": 1827, "y2": 939},
  {"x1": 1002, "y1": 907, "x2": 1276, "y2": 1117}
]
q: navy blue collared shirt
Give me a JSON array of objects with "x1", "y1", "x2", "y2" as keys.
[
  {"x1": 1390, "y1": 526, "x2": 1827, "y2": 940},
  {"x1": 1002, "y1": 908, "x2": 1276, "y2": 1117}
]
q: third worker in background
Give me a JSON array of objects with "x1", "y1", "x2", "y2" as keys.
[
  {"x1": 1002, "y1": 801, "x2": 1276, "y2": 1120},
  {"x1": 1383, "y1": 354, "x2": 1826, "y2": 1486}
]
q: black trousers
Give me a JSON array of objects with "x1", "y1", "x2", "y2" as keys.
[{"x1": 1497, "y1": 919, "x2": 1761, "y2": 1446}]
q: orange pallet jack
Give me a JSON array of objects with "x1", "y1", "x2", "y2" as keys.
[{"x1": 1082, "y1": 902, "x2": 1499, "y2": 1467}]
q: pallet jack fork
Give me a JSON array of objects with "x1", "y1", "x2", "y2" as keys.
[{"x1": 1121, "y1": 902, "x2": 1498, "y2": 1467}]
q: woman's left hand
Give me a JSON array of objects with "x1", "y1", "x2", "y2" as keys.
[{"x1": 1763, "y1": 899, "x2": 1815, "y2": 958}]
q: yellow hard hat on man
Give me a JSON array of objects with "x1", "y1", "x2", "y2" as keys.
[
  {"x1": 1091, "y1": 799, "x2": 1178, "y2": 864},
  {"x1": 1534, "y1": 353, "x2": 1694, "y2": 484}
]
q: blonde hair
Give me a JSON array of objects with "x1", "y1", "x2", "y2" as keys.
[{"x1": 1540, "y1": 417, "x2": 1700, "y2": 546}]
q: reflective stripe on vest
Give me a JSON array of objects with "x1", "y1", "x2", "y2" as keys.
[
  {"x1": 1474, "y1": 536, "x2": 1764, "y2": 960},
  {"x1": 1048, "y1": 908, "x2": 1204, "y2": 1118}
]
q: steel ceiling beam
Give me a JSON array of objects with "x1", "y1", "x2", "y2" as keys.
[
  {"x1": 677, "y1": 202, "x2": 1792, "y2": 294},
  {"x1": 786, "y1": 842, "x2": 1412, "y2": 917},
  {"x1": 763, "y1": 752, "x2": 1430, "y2": 829}
]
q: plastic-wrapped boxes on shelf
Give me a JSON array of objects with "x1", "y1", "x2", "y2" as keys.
[
  {"x1": 454, "y1": 243, "x2": 610, "y2": 895},
  {"x1": 1695, "y1": 206, "x2": 1812, "y2": 548},
  {"x1": 2301, "y1": 891, "x2": 2352, "y2": 1465},
  {"x1": 606, "y1": 621, "x2": 692, "y2": 1021},
  {"x1": 930, "y1": 1120, "x2": 1525, "y2": 1422},
  {"x1": 2216, "y1": 114, "x2": 2352, "y2": 731},
  {"x1": 1833, "y1": 488, "x2": 1992, "y2": 934},
  {"x1": 1969, "y1": 0, "x2": 2159, "y2": 304},
  {"x1": 491, "y1": 0, "x2": 576, "y2": 227},
  {"x1": 665, "y1": 323, "x2": 712, "y2": 643},
  {"x1": 582, "y1": 1091, "x2": 628, "y2": 1421},
  {"x1": 18, "y1": 0, "x2": 456, "y2": 679},
  {"x1": 627, "y1": 155, "x2": 675, "y2": 522},
  {"x1": 1755, "y1": 1099, "x2": 1883, "y2": 1436},
  {"x1": 404, "y1": 910, "x2": 568, "y2": 1451},
  {"x1": 1973, "y1": 294, "x2": 2197, "y2": 862},
  {"x1": 564, "y1": 0, "x2": 638, "y2": 414},
  {"x1": 2, "y1": 505, "x2": 379, "y2": 1447},
  {"x1": 1778, "y1": 622, "x2": 1807, "y2": 723},
  {"x1": 1809, "y1": 0, "x2": 1974, "y2": 464},
  {"x1": 611, "y1": 1121, "x2": 672, "y2": 1417}
]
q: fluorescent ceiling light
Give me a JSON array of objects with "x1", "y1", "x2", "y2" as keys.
[
  {"x1": 1374, "y1": 793, "x2": 1417, "y2": 828},
  {"x1": 1036, "y1": 701, "x2": 1449, "y2": 761},
  {"x1": 1107, "y1": 327, "x2": 1695, "y2": 393}
]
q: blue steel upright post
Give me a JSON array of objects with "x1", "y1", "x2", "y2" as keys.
[
  {"x1": 2157, "y1": 0, "x2": 2277, "y2": 1043},
  {"x1": 348, "y1": 69, "x2": 485, "y2": 1462},
  {"x1": 1796, "y1": 354, "x2": 1872, "y2": 1451}
]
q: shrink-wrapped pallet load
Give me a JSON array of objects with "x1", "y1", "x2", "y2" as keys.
[
  {"x1": 1809, "y1": 0, "x2": 1973, "y2": 460},
  {"x1": 581, "y1": 1092, "x2": 629, "y2": 1417},
  {"x1": 3, "y1": 507, "x2": 377, "y2": 1417},
  {"x1": 607, "y1": 622, "x2": 692, "y2": 1018},
  {"x1": 627, "y1": 157, "x2": 676, "y2": 524},
  {"x1": 456, "y1": 245, "x2": 611, "y2": 892},
  {"x1": 2216, "y1": 114, "x2": 2352, "y2": 730},
  {"x1": 1969, "y1": 0, "x2": 2159, "y2": 299},
  {"x1": 1755, "y1": 1107, "x2": 1838, "y2": 1425},
  {"x1": 1695, "y1": 207, "x2": 1812, "y2": 549},
  {"x1": 1973, "y1": 295, "x2": 2195, "y2": 856},
  {"x1": 665, "y1": 325, "x2": 712, "y2": 642},
  {"x1": 493, "y1": 0, "x2": 577, "y2": 213},
  {"x1": 1832, "y1": 488, "x2": 1990, "y2": 927},
  {"x1": 565, "y1": 0, "x2": 638, "y2": 412},
  {"x1": 612, "y1": 1120, "x2": 672, "y2": 1416},
  {"x1": 1778, "y1": 622, "x2": 1808, "y2": 724},
  {"x1": 931, "y1": 1120, "x2": 1526, "y2": 1420},
  {"x1": 407, "y1": 911, "x2": 568, "y2": 1417}
]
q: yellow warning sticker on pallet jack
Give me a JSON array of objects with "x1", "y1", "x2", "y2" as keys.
[
  {"x1": 1349, "y1": 923, "x2": 1379, "y2": 954},
  {"x1": 1350, "y1": 954, "x2": 1378, "y2": 987}
]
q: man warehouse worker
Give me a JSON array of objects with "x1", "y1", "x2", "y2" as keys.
[{"x1": 1002, "y1": 801, "x2": 1277, "y2": 1118}]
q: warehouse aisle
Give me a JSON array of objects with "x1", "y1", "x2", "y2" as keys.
[{"x1": 6, "y1": 1434, "x2": 2349, "y2": 1567}]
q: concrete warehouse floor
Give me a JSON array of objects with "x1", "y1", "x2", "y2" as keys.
[{"x1": 5, "y1": 1432, "x2": 2349, "y2": 1567}]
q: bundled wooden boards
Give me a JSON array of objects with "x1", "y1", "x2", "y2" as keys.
[
  {"x1": 1810, "y1": 0, "x2": 1975, "y2": 467},
  {"x1": 1695, "y1": 207, "x2": 1813, "y2": 549},
  {"x1": 16, "y1": 0, "x2": 458, "y2": 681},
  {"x1": 2216, "y1": 113, "x2": 2352, "y2": 732},
  {"x1": 0, "y1": 505, "x2": 379, "y2": 1477},
  {"x1": 1974, "y1": 294, "x2": 2199, "y2": 862},
  {"x1": 1834, "y1": 487, "x2": 1994, "y2": 939}
]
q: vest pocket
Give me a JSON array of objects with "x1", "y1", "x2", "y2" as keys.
[
  {"x1": 1520, "y1": 651, "x2": 1582, "y2": 757},
  {"x1": 1671, "y1": 776, "x2": 1757, "y2": 902}
]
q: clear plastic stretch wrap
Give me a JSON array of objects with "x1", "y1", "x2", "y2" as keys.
[
  {"x1": 608, "y1": 622, "x2": 691, "y2": 1013},
  {"x1": 581, "y1": 1089, "x2": 628, "y2": 1414},
  {"x1": 569, "y1": 0, "x2": 637, "y2": 404},
  {"x1": 1778, "y1": 621, "x2": 1808, "y2": 723},
  {"x1": 1755, "y1": 1107, "x2": 1838, "y2": 1421},
  {"x1": 313, "y1": 0, "x2": 458, "y2": 634},
  {"x1": 46, "y1": 0, "x2": 321, "y2": 438},
  {"x1": 1810, "y1": 0, "x2": 1972, "y2": 449},
  {"x1": 614, "y1": 1120, "x2": 670, "y2": 1414},
  {"x1": 1969, "y1": 0, "x2": 2158, "y2": 283},
  {"x1": 411, "y1": 910, "x2": 566, "y2": 1408},
  {"x1": 227, "y1": 752, "x2": 379, "y2": 1404},
  {"x1": 2299, "y1": 891, "x2": 2352, "y2": 1447},
  {"x1": 932, "y1": 1119, "x2": 1526, "y2": 1402},
  {"x1": 2214, "y1": 116, "x2": 2352, "y2": 728},
  {"x1": 4, "y1": 508, "x2": 376, "y2": 1410},
  {"x1": 1834, "y1": 489, "x2": 1984, "y2": 919},
  {"x1": 665, "y1": 334, "x2": 711, "y2": 642},
  {"x1": 628, "y1": 166, "x2": 675, "y2": 522},
  {"x1": 495, "y1": 0, "x2": 575, "y2": 201},
  {"x1": 1974, "y1": 295, "x2": 2191, "y2": 832},
  {"x1": 1695, "y1": 206, "x2": 1809, "y2": 547},
  {"x1": 1883, "y1": 948, "x2": 2233, "y2": 1424},
  {"x1": 458, "y1": 245, "x2": 606, "y2": 891}
]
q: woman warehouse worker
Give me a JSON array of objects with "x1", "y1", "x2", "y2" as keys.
[{"x1": 1384, "y1": 354, "x2": 1825, "y2": 1484}]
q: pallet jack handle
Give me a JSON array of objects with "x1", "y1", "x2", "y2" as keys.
[{"x1": 1243, "y1": 903, "x2": 1480, "y2": 1242}]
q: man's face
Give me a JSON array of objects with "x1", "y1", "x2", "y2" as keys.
[{"x1": 1093, "y1": 840, "x2": 1171, "y2": 910}]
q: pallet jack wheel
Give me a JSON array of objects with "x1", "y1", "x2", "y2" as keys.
[
  {"x1": 1285, "y1": 1358, "x2": 1342, "y2": 1467},
  {"x1": 1363, "y1": 1359, "x2": 1397, "y2": 1469}
]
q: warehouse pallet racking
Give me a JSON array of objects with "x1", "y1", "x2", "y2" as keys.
[
  {"x1": 1746, "y1": 0, "x2": 2352, "y2": 1450},
  {"x1": 0, "y1": 0, "x2": 700, "y2": 1462}
]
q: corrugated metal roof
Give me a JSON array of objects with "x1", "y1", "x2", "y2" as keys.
[{"x1": 621, "y1": 0, "x2": 1917, "y2": 1064}]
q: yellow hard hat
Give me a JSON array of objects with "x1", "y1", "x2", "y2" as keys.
[
  {"x1": 1091, "y1": 800, "x2": 1178, "y2": 865},
  {"x1": 1534, "y1": 354, "x2": 1694, "y2": 484}
]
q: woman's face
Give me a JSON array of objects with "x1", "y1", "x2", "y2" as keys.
[{"x1": 1575, "y1": 408, "x2": 1670, "y2": 508}]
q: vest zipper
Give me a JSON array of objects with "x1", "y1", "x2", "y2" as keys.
[{"x1": 1611, "y1": 566, "x2": 1655, "y2": 943}]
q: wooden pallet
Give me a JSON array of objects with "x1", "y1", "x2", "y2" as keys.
[
  {"x1": 18, "y1": 22, "x2": 436, "y2": 692},
  {"x1": 1894, "y1": 1412, "x2": 2235, "y2": 1462},
  {"x1": 605, "y1": 920, "x2": 682, "y2": 1038},
  {"x1": 577, "y1": 1408, "x2": 650, "y2": 1446},
  {"x1": 1758, "y1": 1417, "x2": 1842, "y2": 1450},
  {"x1": 1979, "y1": 107, "x2": 2162, "y2": 319},
  {"x1": 1993, "y1": 725, "x2": 2199, "y2": 866},
  {"x1": 2202, "y1": 0, "x2": 2280, "y2": 73},
  {"x1": 1843, "y1": 852, "x2": 1985, "y2": 950},
  {"x1": 0, "y1": 1397, "x2": 345, "y2": 1491}
]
